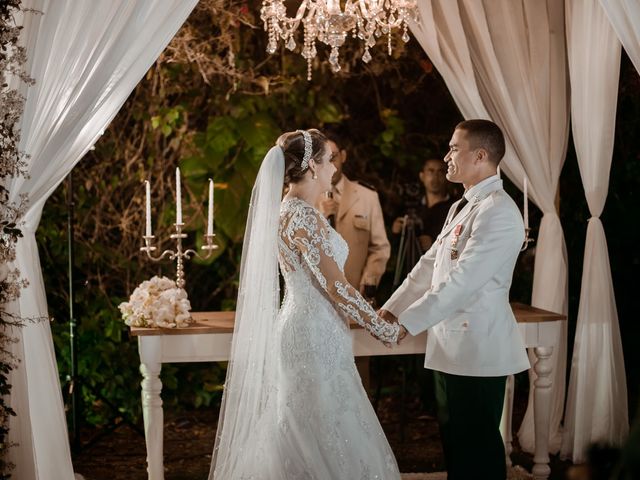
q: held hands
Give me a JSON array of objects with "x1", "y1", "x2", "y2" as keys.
[
  {"x1": 377, "y1": 308, "x2": 397, "y2": 323},
  {"x1": 376, "y1": 309, "x2": 408, "y2": 348}
]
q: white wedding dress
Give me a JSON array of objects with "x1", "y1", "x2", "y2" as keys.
[
  {"x1": 210, "y1": 146, "x2": 400, "y2": 480},
  {"x1": 227, "y1": 198, "x2": 400, "y2": 479}
]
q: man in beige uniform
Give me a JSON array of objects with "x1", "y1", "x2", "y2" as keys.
[{"x1": 317, "y1": 133, "x2": 390, "y2": 293}]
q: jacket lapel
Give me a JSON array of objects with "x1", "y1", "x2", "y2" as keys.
[{"x1": 439, "y1": 201, "x2": 477, "y2": 238}]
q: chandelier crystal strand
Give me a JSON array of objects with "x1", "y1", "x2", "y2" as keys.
[{"x1": 261, "y1": 0, "x2": 418, "y2": 79}]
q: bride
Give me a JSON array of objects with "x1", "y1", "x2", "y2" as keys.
[{"x1": 209, "y1": 129, "x2": 404, "y2": 479}]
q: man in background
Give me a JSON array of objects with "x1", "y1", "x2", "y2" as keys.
[
  {"x1": 317, "y1": 129, "x2": 390, "y2": 297},
  {"x1": 392, "y1": 158, "x2": 455, "y2": 254}
]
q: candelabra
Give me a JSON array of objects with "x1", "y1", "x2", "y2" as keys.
[
  {"x1": 141, "y1": 171, "x2": 217, "y2": 288},
  {"x1": 141, "y1": 225, "x2": 217, "y2": 289}
]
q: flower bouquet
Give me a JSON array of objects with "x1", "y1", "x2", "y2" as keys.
[{"x1": 119, "y1": 275, "x2": 192, "y2": 328}]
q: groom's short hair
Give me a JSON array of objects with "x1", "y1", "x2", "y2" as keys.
[{"x1": 455, "y1": 119, "x2": 505, "y2": 165}]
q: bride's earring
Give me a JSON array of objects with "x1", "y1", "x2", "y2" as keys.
[{"x1": 311, "y1": 170, "x2": 317, "y2": 180}]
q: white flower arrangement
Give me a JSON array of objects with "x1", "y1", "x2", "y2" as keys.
[{"x1": 119, "y1": 275, "x2": 192, "y2": 328}]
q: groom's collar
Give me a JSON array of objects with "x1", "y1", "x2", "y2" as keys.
[{"x1": 464, "y1": 174, "x2": 502, "y2": 203}]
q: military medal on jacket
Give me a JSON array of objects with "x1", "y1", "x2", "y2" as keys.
[{"x1": 450, "y1": 224, "x2": 464, "y2": 260}]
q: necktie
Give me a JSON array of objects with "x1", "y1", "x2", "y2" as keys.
[{"x1": 452, "y1": 197, "x2": 468, "y2": 218}]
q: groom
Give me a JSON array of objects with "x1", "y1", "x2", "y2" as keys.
[{"x1": 379, "y1": 120, "x2": 530, "y2": 479}]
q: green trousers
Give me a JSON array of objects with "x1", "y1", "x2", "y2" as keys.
[{"x1": 433, "y1": 371, "x2": 507, "y2": 480}]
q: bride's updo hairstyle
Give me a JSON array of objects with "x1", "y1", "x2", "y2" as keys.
[{"x1": 277, "y1": 129, "x2": 327, "y2": 184}]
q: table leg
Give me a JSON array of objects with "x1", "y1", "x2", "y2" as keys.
[
  {"x1": 532, "y1": 346, "x2": 553, "y2": 480},
  {"x1": 500, "y1": 374, "x2": 515, "y2": 467},
  {"x1": 141, "y1": 361, "x2": 164, "y2": 480}
]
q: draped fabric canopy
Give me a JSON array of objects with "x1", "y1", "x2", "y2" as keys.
[
  {"x1": 600, "y1": 0, "x2": 640, "y2": 74},
  {"x1": 561, "y1": 0, "x2": 628, "y2": 463},
  {"x1": 410, "y1": 0, "x2": 633, "y2": 459},
  {"x1": 6, "y1": 1, "x2": 198, "y2": 478},
  {"x1": 409, "y1": 0, "x2": 570, "y2": 454}
]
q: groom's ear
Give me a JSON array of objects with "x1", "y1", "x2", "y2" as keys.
[
  {"x1": 474, "y1": 147, "x2": 488, "y2": 164},
  {"x1": 340, "y1": 149, "x2": 347, "y2": 164}
]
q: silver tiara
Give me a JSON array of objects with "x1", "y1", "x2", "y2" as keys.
[{"x1": 298, "y1": 130, "x2": 312, "y2": 171}]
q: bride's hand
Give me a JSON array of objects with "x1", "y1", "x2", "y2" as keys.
[{"x1": 382, "y1": 325, "x2": 407, "y2": 348}]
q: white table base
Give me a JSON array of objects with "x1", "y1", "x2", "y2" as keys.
[{"x1": 137, "y1": 321, "x2": 561, "y2": 480}]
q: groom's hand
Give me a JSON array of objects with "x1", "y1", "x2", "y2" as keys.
[{"x1": 377, "y1": 309, "x2": 397, "y2": 323}]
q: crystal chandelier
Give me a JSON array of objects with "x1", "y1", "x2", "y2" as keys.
[{"x1": 260, "y1": 0, "x2": 419, "y2": 80}]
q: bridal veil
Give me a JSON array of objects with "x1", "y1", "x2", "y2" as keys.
[{"x1": 209, "y1": 146, "x2": 284, "y2": 478}]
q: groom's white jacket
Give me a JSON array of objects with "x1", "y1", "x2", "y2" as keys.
[{"x1": 382, "y1": 175, "x2": 530, "y2": 377}]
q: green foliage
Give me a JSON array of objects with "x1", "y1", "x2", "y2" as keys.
[{"x1": 151, "y1": 106, "x2": 185, "y2": 137}]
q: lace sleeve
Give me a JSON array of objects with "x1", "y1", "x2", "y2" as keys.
[{"x1": 283, "y1": 204, "x2": 399, "y2": 343}]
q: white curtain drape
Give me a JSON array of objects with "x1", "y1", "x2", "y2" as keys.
[
  {"x1": 6, "y1": 1, "x2": 198, "y2": 478},
  {"x1": 599, "y1": 0, "x2": 640, "y2": 74},
  {"x1": 409, "y1": 0, "x2": 569, "y2": 453},
  {"x1": 561, "y1": 0, "x2": 628, "y2": 463}
]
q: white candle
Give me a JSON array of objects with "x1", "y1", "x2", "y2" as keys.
[
  {"x1": 207, "y1": 178, "x2": 214, "y2": 236},
  {"x1": 145, "y1": 180, "x2": 152, "y2": 236},
  {"x1": 176, "y1": 167, "x2": 182, "y2": 224},
  {"x1": 496, "y1": 166, "x2": 501, "y2": 178},
  {"x1": 524, "y1": 176, "x2": 529, "y2": 230}
]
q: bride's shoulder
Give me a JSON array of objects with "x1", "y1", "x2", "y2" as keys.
[
  {"x1": 280, "y1": 198, "x2": 327, "y2": 233},
  {"x1": 281, "y1": 198, "x2": 319, "y2": 217}
]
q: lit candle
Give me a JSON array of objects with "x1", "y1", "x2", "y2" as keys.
[
  {"x1": 207, "y1": 178, "x2": 214, "y2": 236},
  {"x1": 176, "y1": 167, "x2": 182, "y2": 224},
  {"x1": 145, "y1": 180, "x2": 152, "y2": 236},
  {"x1": 523, "y1": 176, "x2": 529, "y2": 230}
]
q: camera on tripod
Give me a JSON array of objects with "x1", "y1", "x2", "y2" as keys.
[
  {"x1": 399, "y1": 181, "x2": 423, "y2": 210},
  {"x1": 397, "y1": 182, "x2": 425, "y2": 230},
  {"x1": 392, "y1": 182, "x2": 425, "y2": 288}
]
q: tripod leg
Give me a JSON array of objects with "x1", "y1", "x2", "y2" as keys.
[{"x1": 394, "y1": 235, "x2": 407, "y2": 288}]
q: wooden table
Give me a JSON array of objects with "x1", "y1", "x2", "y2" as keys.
[{"x1": 130, "y1": 302, "x2": 565, "y2": 480}]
